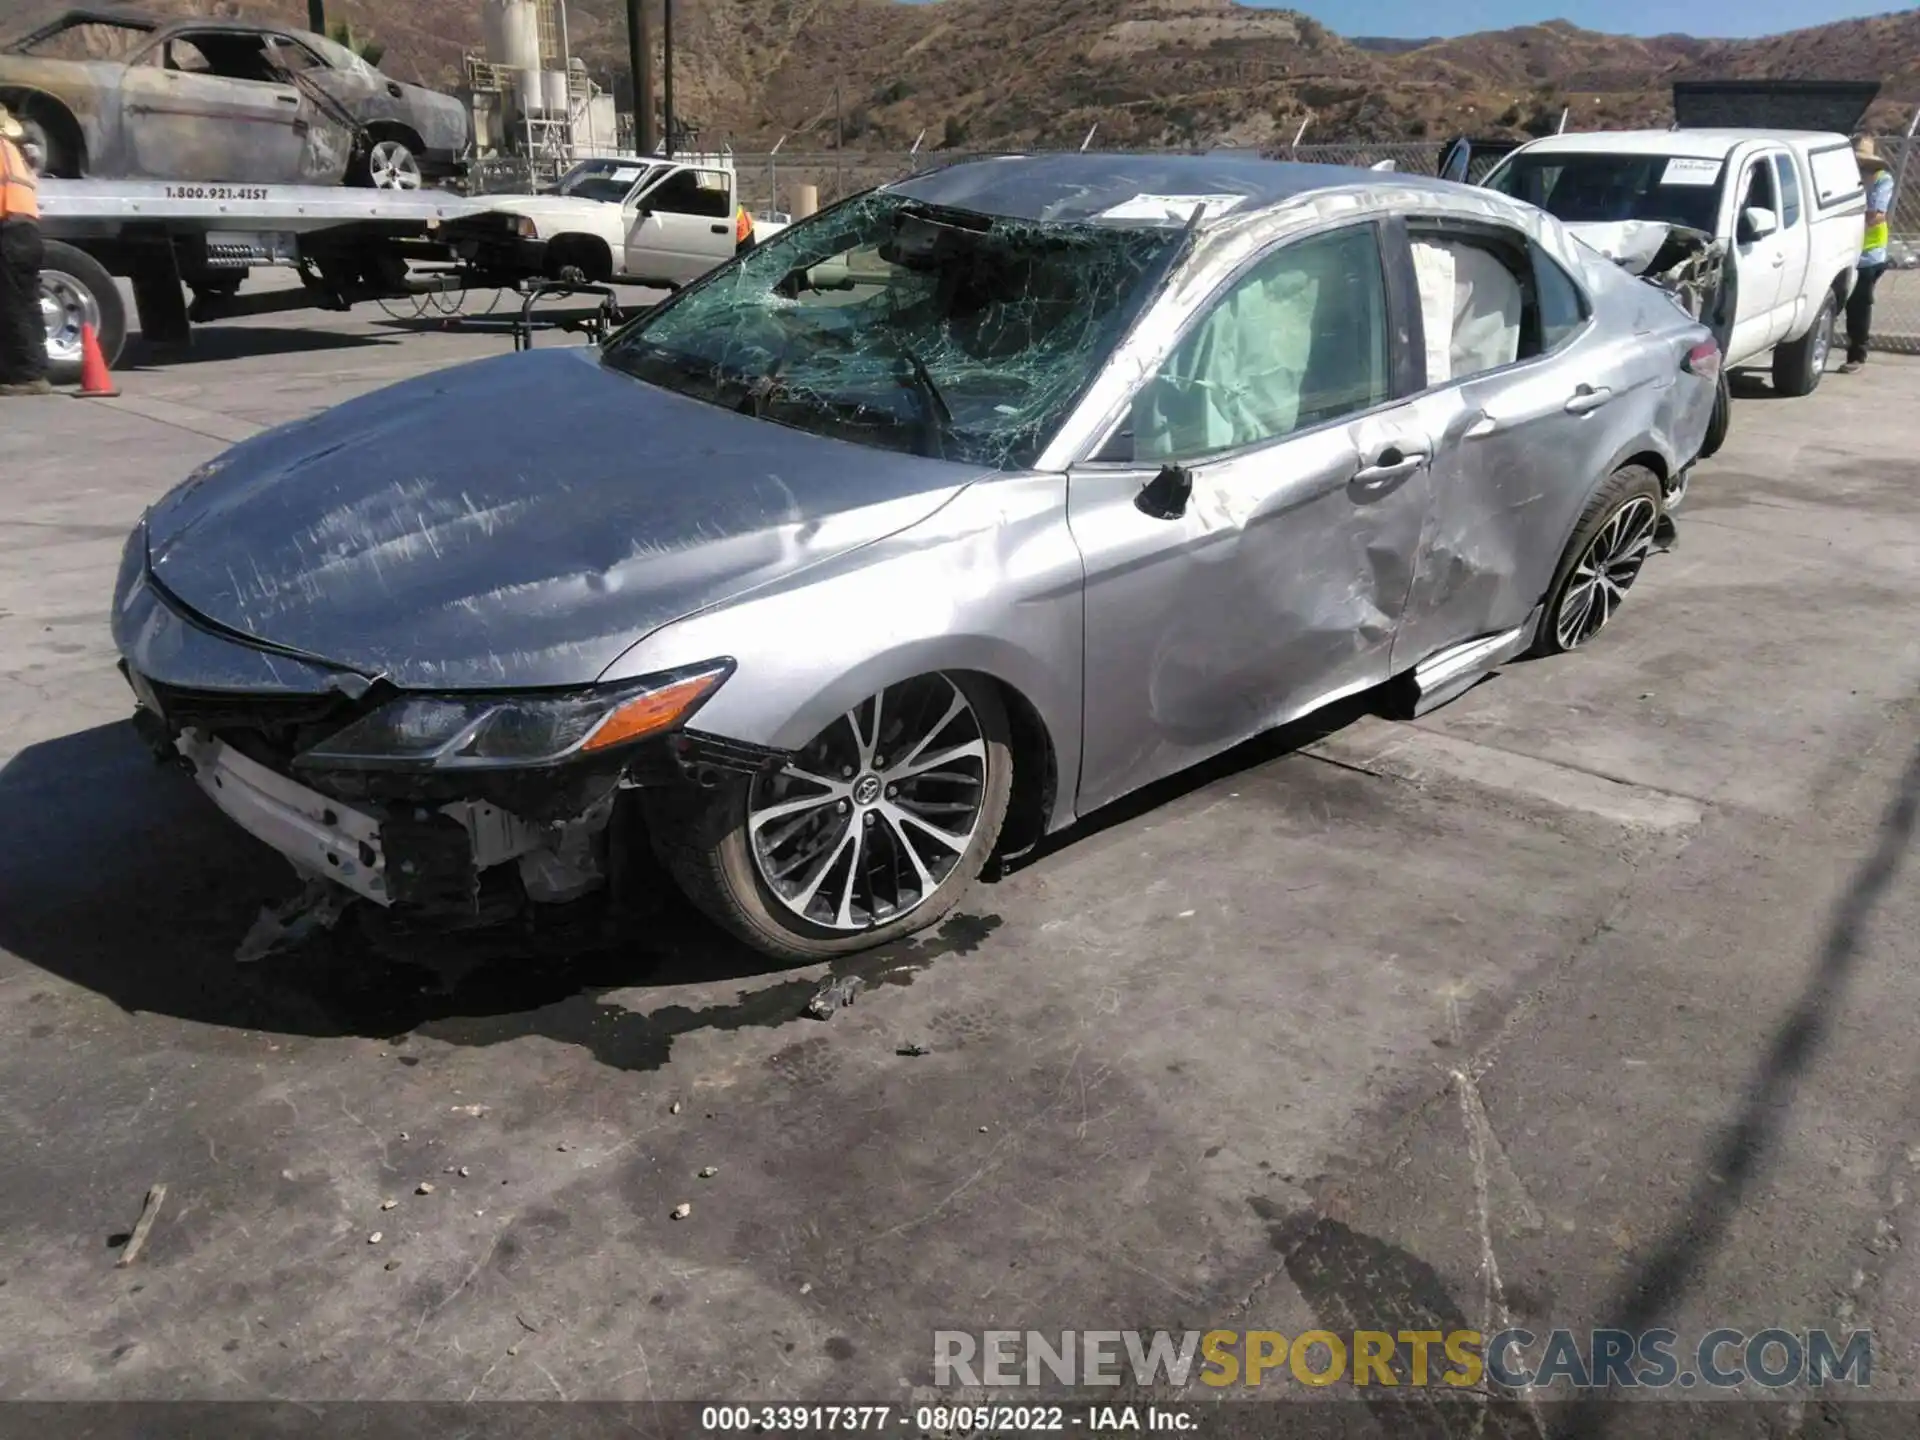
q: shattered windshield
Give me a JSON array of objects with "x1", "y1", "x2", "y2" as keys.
[
  {"x1": 1486, "y1": 153, "x2": 1726, "y2": 233},
  {"x1": 552, "y1": 161, "x2": 657, "y2": 203},
  {"x1": 602, "y1": 191, "x2": 1182, "y2": 469}
]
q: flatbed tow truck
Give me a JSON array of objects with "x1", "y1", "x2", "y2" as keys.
[{"x1": 35, "y1": 178, "x2": 532, "y2": 382}]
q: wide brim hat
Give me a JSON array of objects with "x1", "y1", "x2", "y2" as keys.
[{"x1": 1855, "y1": 136, "x2": 1889, "y2": 171}]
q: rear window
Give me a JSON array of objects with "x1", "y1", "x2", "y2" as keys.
[
  {"x1": 1485, "y1": 152, "x2": 1726, "y2": 234},
  {"x1": 1807, "y1": 145, "x2": 1865, "y2": 209},
  {"x1": 1774, "y1": 154, "x2": 1802, "y2": 228}
]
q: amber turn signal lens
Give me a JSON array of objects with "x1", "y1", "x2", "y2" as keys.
[{"x1": 581, "y1": 672, "x2": 725, "y2": 753}]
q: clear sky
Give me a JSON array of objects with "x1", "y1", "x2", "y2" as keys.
[{"x1": 1254, "y1": 0, "x2": 1902, "y2": 39}]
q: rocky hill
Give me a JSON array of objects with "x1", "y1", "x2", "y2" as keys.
[{"x1": 4, "y1": 0, "x2": 1916, "y2": 147}]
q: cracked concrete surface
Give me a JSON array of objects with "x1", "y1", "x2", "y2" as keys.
[{"x1": 0, "y1": 297, "x2": 1916, "y2": 1431}]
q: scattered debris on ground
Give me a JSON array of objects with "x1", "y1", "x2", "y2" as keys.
[
  {"x1": 807, "y1": 974, "x2": 865, "y2": 1020},
  {"x1": 671, "y1": 1203, "x2": 691, "y2": 1220},
  {"x1": 380, "y1": 1199, "x2": 397, "y2": 1211},
  {"x1": 115, "y1": 1183, "x2": 167, "y2": 1268},
  {"x1": 698, "y1": 1166, "x2": 717, "y2": 1179},
  {"x1": 234, "y1": 878, "x2": 355, "y2": 963},
  {"x1": 450, "y1": 1105, "x2": 488, "y2": 1118},
  {"x1": 416, "y1": 1182, "x2": 436, "y2": 1195},
  {"x1": 671, "y1": 1101, "x2": 682, "y2": 1114},
  {"x1": 368, "y1": 1232, "x2": 383, "y2": 1245},
  {"x1": 897, "y1": 1042, "x2": 929, "y2": 1057}
]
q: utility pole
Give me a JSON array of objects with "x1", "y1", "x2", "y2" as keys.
[
  {"x1": 662, "y1": 0, "x2": 675, "y2": 158},
  {"x1": 631, "y1": 0, "x2": 656, "y2": 154},
  {"x1": 307, "y1": 0, "x2": 325, "y2": 33}
]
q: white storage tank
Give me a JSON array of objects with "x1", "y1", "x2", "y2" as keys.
[
  {"x1": 482, "y1": 0, "x2": 540, "y2": 72},
  {"x1": 543, "y1": 69, "x2": 570, "y2": 114}
]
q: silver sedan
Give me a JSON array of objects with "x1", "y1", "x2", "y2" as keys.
[{"x1": 112, "y1": 154, "x2": 1719, "y2": 961}]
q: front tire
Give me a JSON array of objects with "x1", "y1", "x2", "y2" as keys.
[
  {"x1": 649, "y1": 672, "x2": 1015, "y2": 962},
  {"x1": 1529, "y1": 465, "x2": 1663, "y2": 657},
  {"x1": 1772, "y1": 296, "x2": 1833, "y2": 398},
  {"x1": 1698, "y1": 368, "x2": 1730, "y2": 460}
]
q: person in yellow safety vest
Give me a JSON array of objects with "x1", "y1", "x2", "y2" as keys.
[
  {"x1": 0, "y1": 102, "x2": 50, "y2": 395},
  {"x1": 735, "y1": 203, "x2": 755, "y2": 251},
  {"x1": 1839, "y1": 136, "x2": 1896, "y2": 374}
]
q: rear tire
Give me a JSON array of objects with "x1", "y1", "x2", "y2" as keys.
[
  {"x1": 1698, "y1": 368, "x2": 1730, "y2": 460},
  {"x1": 1528, "y1": 465, "x2": 1664, "y2": 658},
  {"x1": 647, "y1": 672, "x2": 1015, "y2": 962},
  {"x1": 38, "y1": 240, "x2": 126, "y2": 385},
  {"x1": 1772, "y1": 296, "x2": 1833, "y2": 398}
]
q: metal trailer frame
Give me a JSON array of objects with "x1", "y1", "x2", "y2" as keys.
[{"x1": 35, "y1": 179, "x2": 499, "y2": 365}]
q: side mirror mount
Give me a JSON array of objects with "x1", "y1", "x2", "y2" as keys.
[
  {"x1": 1135, "y1": 464, "x2": 1193, "y2": 521},
  {"x1": 1740, "y1": 206, "x2": 1778, "y2": 242}
]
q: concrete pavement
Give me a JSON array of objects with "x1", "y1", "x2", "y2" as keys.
[{"x1": 0, "y1": 306, "x2": 1916, "y2": 1428}]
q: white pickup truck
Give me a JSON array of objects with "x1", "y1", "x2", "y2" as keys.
[
  {"x1": 451, "y1": 154, "x2": 790, "y2": 290},
  {"x1": 1479, "y1": 82, "x2": 1873, "y2": 451}
]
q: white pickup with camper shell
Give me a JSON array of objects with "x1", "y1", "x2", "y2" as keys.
[{"x1": 1477, "y1": 80, "x2": 1876, "y2": 453}]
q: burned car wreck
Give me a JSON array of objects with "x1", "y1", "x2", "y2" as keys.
[
  {"x1": 0, "y1": 6, "x2": 469, "y2": 186},
  {"x1": 113, "y1": 154, "x2": 1717, "y2": 962}
]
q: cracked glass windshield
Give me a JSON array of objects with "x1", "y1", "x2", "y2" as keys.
[{"x1": 602, "y1": 191, "x2": 1181, "y2": 468}]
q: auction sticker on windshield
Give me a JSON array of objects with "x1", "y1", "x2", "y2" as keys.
[
  {"x1": 610, "y1": 166, "x2": 643, "y2": 183},
  {"x1": 1098, "y1": 193, "x2": 1248, "y2": 222},
  {"x1": 1660, "y1": 158, "x2": 1723, "y2": 187}
]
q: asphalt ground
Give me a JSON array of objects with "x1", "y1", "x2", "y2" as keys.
[{"x1": 1, "y1": 290, "x2": 1917, "y2": 1435}]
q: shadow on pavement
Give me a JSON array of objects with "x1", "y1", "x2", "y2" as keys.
[
  {"x1": 0, "y1": 682, "x2": 1397, "y2": 1067},
  {"x1": 0, "y1": 721, "x2": 995, "y2": 1069},
  {"x1": 127, "y1": 326, "x2": 400, "y2": 369},
  {"x1": 1553, "y1": 724, "x2": 1920, "y2": 1440}
]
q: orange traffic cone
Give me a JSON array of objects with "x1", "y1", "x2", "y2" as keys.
[{"x1": 75, "y1": 323, "x2": 120, "y2": 398}]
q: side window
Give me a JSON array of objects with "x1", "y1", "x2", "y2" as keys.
[
  {"x1": 1409, "y1": 232, "x2": 1526, "y2": 384},
  {"x1": 645, "y1": 168, "x2": 733, "y2": 220},
  {"x1": 1533, "y1": 246, "x2": 1589, "y2": 351},
  {"x1": 269, "y1": 36, "x2": 326, "y2": 72},
  {"x1": 1774, "y1": 154, "x2": 1802, "y2": 228},
  {"x1": 165, "y1": 37, "x2": 212, "y2": 72},
  {"x1": 1740, "y1": 160, "x2": 1777, "y2": 220},
  {"x1": 1130, "y1": 224, "x2": 1389, "y2": 464}
]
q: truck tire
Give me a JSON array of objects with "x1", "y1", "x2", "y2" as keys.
[
  {"x1": 1772, "y1": 296, "x2": 1833, "y2": 398},
  {"x1": 1699, "y1": 369, "x2": 1730, "y2": 460},
  {"x1": 39, "y1": 240, "x2": 127, "y2": 385}
]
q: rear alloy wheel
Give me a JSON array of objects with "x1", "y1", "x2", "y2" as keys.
[
  {"x1": 1530, "y1": 466, "x2": 1663, "y2": 657},
  {"x1": 652, "y1": 672, "x2": 1013, "y2": 961},
  {"x1": 365, "y1": 138, "x2": 423, "y2": 190}
]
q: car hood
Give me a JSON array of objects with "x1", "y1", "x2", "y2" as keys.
[{"x1": 142, "y1": 347, "x2": 987, "y2": 690}]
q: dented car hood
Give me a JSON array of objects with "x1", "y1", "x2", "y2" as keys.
[
  {"x1": 141, "y1": 347, "x2": 987, "y2": 690},
  {"x1": 1566, "y1": 220, "x2": 1692, "y2": 273}
]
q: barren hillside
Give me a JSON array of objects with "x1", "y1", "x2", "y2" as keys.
[{"x1": 3, "y1": 0, "x2": 1916, "y2": 145}]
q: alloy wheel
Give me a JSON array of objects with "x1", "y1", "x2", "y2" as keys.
[
  {"x1": 369, "y1": 140, "x2": 423, "y2": 190},
  {"x1": 39, "y1": 269, "x2": 100, "y2": 367},
  {"x1": 1553, "y1": 495, "x2": 1659, "y2": 650},
  {"x1": 1810, "y1": 307, "x2": 1834, "y2": 376},
  {"x1": 746, "y1": 675, "x2": 989, "y2": 931}
]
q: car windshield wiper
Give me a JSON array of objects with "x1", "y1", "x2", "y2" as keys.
[{"x1": 872, "y1": 329, "x2": 954, "y2": 460}]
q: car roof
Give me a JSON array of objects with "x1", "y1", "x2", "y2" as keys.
[
  {"x1": 887, "y1": 151, "x2": 1491, "y2": 229},
  {"x1": 1514, "y1": 129, "x2": 1849, "y2": 160}
]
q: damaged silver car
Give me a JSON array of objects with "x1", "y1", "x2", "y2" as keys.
[
  {"x1": 113, "y1": 155, "x2": 1718, "y2": 961},
  {"x1": 0, "y1": 7, "x2": 470, "y2": 186}
]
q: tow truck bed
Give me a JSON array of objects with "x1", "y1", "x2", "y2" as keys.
[{"x1": 33, "y1": 179, "x2": 498, "y2": 379}]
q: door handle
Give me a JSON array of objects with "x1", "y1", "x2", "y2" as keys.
[
  {"x1": 709, "y1": 223, "x2": 729, "y2": 234},
  {"x1": 1564, "y1": 385, "x2": 1613, "y2": 415},
  {"x1": 1352, "y1": 447, "x2": 1429, "y2": 488},
  {"x1": 277, "y1": 93, "x2": 299, "y2": 104}
]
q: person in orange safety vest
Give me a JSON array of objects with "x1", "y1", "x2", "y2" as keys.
[
  {"x1": 0, "y1": 103, "x2": 49, "y2": 395},
  {"x1": 735, "y1": 203, "x2": 756, "y2": 251}
]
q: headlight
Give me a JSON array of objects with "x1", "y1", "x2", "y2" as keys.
[{"x1": 292, "y1": 660, "x2": 731, "y2": 772}]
